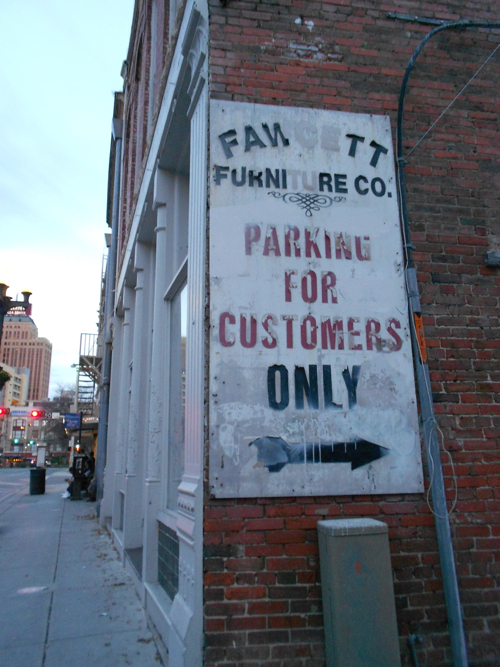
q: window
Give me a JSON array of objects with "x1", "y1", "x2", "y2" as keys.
[{"x1": 167, "y1": 279, "x2": 187, "y2": 510}]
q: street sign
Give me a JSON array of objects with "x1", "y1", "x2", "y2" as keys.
[{"x1": 64, "y1": 413, "x2": 81, "y2": 429}]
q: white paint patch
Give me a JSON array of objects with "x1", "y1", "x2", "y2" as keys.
[{"x1": 17, "y1": 586, "x2": 49, "y2": 594}]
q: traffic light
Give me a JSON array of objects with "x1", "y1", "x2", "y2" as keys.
[
  {"x1": 13, "y1": 438, "x2": 19, "y2": 444},
  {"x1": 30, "y1": 410, "x2": 45, "y2": 418},
  {"x1": 0, "y1": 407, "x2": 10, "y2": 416}
]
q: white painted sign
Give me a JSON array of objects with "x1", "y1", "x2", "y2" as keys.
[{"x1": 209, "y1": 100, "x2": 423, "y2": 498}]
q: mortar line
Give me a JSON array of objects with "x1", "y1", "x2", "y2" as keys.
[{"x1": 41, "y1": 489, "x2": 66, "y2": 667}]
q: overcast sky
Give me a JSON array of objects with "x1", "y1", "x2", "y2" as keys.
[{"x1": 0, "y1": 0, "x2": 134, "y2": 397}]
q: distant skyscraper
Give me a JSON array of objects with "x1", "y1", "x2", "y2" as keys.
[{"x1": 0, "y1": 312, "x2": 52, "y2": 400}]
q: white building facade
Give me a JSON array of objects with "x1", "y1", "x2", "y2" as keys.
[{"x1": 100, "y1": 3, "x2": 207, "y2": 664}]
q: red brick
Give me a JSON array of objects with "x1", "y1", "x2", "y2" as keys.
[
  {"x1": 205, "y1": 602, "x2": 246, "y2": 617},
  {"x1": 204, "y1": 572, "x2": 235, "y2": 587},
  {"x1": 226, "y1": 505, "x2": 264, "y2": 519},
  {"x1": 266, "y1": 505, "x2": 304, "y2": 517},
  {"x1": 248, "y1": 600, "x2": 288, "y2": 615},
  {"x1": 205, "y1": 618, "x2": 225, "y2": 632},
  {"x1": 284, "y1": 543, "x2": 319, "y2": 557},
  {"x1": 401, "y1": 515, "x2": 435, "y2": 527},
  {"x1": 268, "y1": 615, "x2": 307, "y2": 629},
  {"x1": 225, "y1": 558, "x2": 264, "y2": 572},
  {"x1": 266, "y1": 530, "x2": 306, "y2": 544},
  {"x1": 246, "y1": 518, "x2": 284, "y2": 531},
  {"x1": 204, "y1": 519, "x2": 244, "y2": 533},
  {"x1": 266, "y1": 557, "x2": 307, "y2": 571},
  {"x1": 227, "y1": 616, "x2": 266, "y2": 630},
  {"x1": 245, "y1": 545, "x2": 284, "y2": 557},
  {"x1": 381, "y1": 502, "x2": 418, "y2": 514},
  {"x1": 225, "y1": 586, "x2": 267, "y2": 600},
  {"x1": 225, "y1": 531, "x2": 265, "y2": 545},
  {"x1": 342, "y1": 503, "x2": 380, "y2": 516}
]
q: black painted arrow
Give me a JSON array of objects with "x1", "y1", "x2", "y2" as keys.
[{"x1": 249, "y1": 436, "x2": 388, "y2": 473}]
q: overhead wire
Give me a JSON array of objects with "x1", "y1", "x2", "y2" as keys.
[
  {"x1": 406, "y1": 41, "x2": 500, "y2": 158},
  {"x1": 396, "y1": 20, "x2": 500, "y2": 519}
]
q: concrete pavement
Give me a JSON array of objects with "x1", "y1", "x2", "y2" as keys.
[{"x1": 0, "y1": 468, "x2": 164, "y2": 667}]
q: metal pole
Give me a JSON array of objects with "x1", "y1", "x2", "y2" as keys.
[
  {"x1": 0, "y1": 310, "x2": 5, "y2": 348},
  {"x1": 78, "y1": 411, "x2": 83, "y2": 451},
  {"x1": 407, "y1": 299, "x2": 468, "y2": 667},
  {"x1": 396, "y1": 19, "x2": 500, "y2": 667}
]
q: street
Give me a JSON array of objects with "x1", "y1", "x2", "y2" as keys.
[
  {"x1": 0, "y1": 468, "x2": 72, "y2": 506},
  {"x1": 0, "y1": 468, "x2": 32, "y2": 504}
]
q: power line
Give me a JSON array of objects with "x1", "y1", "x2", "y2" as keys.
[{"x1": 406, "y1": 41, "x2": 500, "y2": 158}]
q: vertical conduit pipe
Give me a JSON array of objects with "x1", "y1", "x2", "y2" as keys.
[{"x1": 396, "y1": 19, "x2": 500, "y2": 667}]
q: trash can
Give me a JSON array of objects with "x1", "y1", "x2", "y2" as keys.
[
  {"x1": 317, "y1": 518, "x2": 401, "y2": 667},
  {"x1": 30, "y1": 467, "x2": 46, "y2": 495}
]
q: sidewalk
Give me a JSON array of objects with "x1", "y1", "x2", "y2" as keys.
[{"x1": 0, "y1": 469, "x2": 164, "y2": 667}]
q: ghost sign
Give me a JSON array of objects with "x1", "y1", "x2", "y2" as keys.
[{"x1": 209, "y1": 100, "x2": 423, "y2": 498}]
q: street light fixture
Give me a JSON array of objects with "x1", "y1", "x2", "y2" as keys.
[{"x1": 0, "y1": 283, "x2": 32, "y2": 345}]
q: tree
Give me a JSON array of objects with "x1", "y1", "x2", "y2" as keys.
[
  {"x1": 0, "y1": 366, "x2": 11, "y2": 391},
  {"x1": 51, "y1": 384, "x2": 76, "y2": 413}
]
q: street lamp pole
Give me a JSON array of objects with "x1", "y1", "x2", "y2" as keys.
[{"x1": 0, "y1": 283, "x2": 32, "y2": 346}]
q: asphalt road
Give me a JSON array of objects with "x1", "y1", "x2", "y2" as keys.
[
  {"x1": 0, "y1": 468, "x2": 70, "y2": 506},
  {"x1": 0, "y1": 469, "x2": 31, "y2": 504}
]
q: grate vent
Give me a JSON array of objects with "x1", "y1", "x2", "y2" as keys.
[{"x1": 158, "y1": 522, "x2": 179, "y2": 600}]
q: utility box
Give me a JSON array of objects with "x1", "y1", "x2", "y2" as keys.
[{"x1": 317, "y1": 518, "x2": 402, "y2": 667}]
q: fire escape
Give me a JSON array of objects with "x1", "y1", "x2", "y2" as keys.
[
  {"x1": 76, "y1": 251, "x2": 107, "y2": 417},
  {"x1": 77, "y1": 333, "x2": 102, "y2": 416}
]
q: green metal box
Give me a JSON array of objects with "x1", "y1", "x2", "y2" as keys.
[{"x1": 317, "y1": 518, "x2": 402, "y2": 667}]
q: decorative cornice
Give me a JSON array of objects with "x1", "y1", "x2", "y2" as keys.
[{"x1": 179, "y1": 8, "x2": 207, "y2": 119}]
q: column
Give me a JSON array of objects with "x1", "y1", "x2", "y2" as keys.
[
  {"x1": 143, "y1": 168, "x2": 171, "y2": 583},
  {"x1": 112, "y1": 288, "x2": 133, "y2": 533},
  {"x1": 100, "y1": 314, "x2": 123, "y2": 524},
  {"x1": 123, "y1": 242, "x2": 153, "y2": 558},
  {"x1": 170, "y1": 81, "x2": 207, "y2": 667}
]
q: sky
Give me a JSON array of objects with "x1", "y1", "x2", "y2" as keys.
[{"x1": 0, "y1": 0, "x2": 135, "y2": 398}]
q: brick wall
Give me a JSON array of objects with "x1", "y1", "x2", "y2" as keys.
[
  {"x1": 204, "y1": 1, "x2": 500, "y2": 665},
  {"x1": 118, "y1": 0, "x2": 173, "y2": 271}
]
